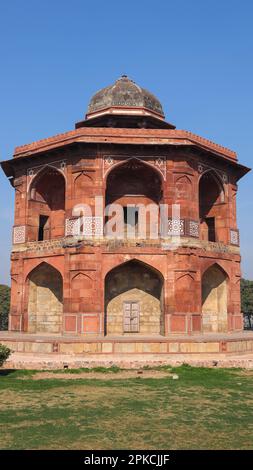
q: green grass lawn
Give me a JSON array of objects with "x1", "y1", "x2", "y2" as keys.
[{"x1": 0, "y1": 365, "x2": 252, "y2": 450}]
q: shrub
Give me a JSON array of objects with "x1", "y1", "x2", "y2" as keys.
[{"x1": 0, "y1": 344, "x2": 11, "y2": 367}]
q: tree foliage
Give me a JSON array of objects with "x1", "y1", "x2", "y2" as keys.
[
  {"x1": 241, "y1": 278, "x2": 253, "y2": 315},
  {"x1": 0, "y1": 284, "x2": 10, "y2": 330}
]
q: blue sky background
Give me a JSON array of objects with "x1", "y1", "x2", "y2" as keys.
[{"x1": 0, "y1": 0, "x2": 252, "y2": 285}]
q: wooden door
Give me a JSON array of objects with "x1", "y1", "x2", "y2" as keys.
[{"x1": 123, "y1": 301, "x2": 140, "y2": 332}]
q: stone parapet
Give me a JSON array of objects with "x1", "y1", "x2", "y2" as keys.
[{"x1": 12, "y1": 236, "x2": 240, "y2": 255}]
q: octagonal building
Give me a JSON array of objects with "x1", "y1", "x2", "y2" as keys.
[{"x1": 0, "y1": 76, "x2": 250, "y2": 355}]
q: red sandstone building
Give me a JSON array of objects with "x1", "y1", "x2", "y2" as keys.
[{"x1": 1, "y1": 76, "x2": 251, "y2": 354}]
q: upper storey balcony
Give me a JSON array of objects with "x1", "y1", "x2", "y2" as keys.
[{"x1": 11, "y1": 159, "x2": 240, "y2": 253}]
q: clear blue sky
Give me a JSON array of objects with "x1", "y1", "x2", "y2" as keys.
[{"x1": 0, "y1": 0, "x2": 253, "y2": 285}]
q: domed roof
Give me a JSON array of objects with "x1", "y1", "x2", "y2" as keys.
[{"x1": 86, "y1": 75, "x2": 165, "y2": 119}]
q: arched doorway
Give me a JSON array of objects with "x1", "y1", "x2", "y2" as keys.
[
  {"x1": 27, "y1": 263, "x2": 63, "y2": 333},
  {"x1": 201, "y1": 264, "x2": 228, "y2": 333},
  {"x1": 199, "y1": 171, "x2": 224, "y2": 242},
  {"x1": 28, "y1": 167, "x2": 65, "y2": 241},
  {"x1": 104, "y1": 260, "x2": 164, "y2": 335},
  {"x1": 105, "y1": 159, "x2": 162, "y2": 238}
]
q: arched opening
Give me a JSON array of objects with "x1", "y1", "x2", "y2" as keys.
[
  {"x1": 105, "y1": 159, "x2": 163, "y2": 238},
  {"x1": 28, "y1": 167, "x2": 65, "y2": 241},
  {"x1": 27, "y1": 263, "x2": 63, "y2": 333},
  {"x1": 199, "y1": 171, "x2": 224, "y2": 242},
  {"x1": 104, "y1": 260, "x2": 164, "y2": 336},
  {"x1": 201, "y1": 264, "x2": 228, "y2": 333}
]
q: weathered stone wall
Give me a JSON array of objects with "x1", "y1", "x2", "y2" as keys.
[
  {"x1": 28, "y1": 263, "x2": 63, "y2": 333},
  {"x1": 202, "y1": 264, "x2": 227, "y2": 332},
  {"x1": 105, "y1": 260, "x2": 164, "y2": 335}
]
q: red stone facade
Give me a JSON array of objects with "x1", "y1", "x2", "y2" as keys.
[{"x1": 1, "y1": 77, "x2": 250, "y2": 339}]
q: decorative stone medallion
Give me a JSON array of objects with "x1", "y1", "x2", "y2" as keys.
[
  {"x1": 13, "y1": 225, "x2": 26, "y2": 244},
  {"x1": 105, "y1": 156, "x2": 114, "y2": 167},
  {"x1": 154, "y1": 157, "x2": 166, "y2": 179},
  {"x1": 168, "y1": 218, "x2": 185, "y2": 236},
  {"x1": 230, "y1": 229, "x2": 239, "y2": 246}
]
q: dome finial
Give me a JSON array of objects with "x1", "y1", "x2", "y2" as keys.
[{"x1": 118, "y1": 74, "x2": 130, "y2": 81}]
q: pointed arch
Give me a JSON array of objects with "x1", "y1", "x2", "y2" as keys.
[
  {"x1": 105, "y1": 159, "x2": 163, "y2": 239},
  {"x1": 175, "y1": 273, "x2": 195, "y2": 312},
  {"x1": 71, "y1": 272, "x2": 93, "y2": 295},
  {"x1": 28, "y1": 165, "x2": 66, "y2": 196},
  {"x1": 199, "y1": 169, "x2": 225, "y2": 205},
  {"x1": 199, "y1": 170, "x2": 225, "y2": 242},
  {"x1": 29, "y1": 165, "x2": 66, "y2": 207},
  {"x1": 71, "y1": 271, "x2": 93, "y2": 283},
  {"x1": 27, "y1": 166, "x2": 66, "y2": 241},
  {"x1": 201, "y1": 263, "x2": 228, "y2": 333},
  {"x1": 105, "y1": 157, "x2": 164, "y2": 182},
  {"x1": 26, "y1": 261, "x2": 63, "y2": 282},
  {"x1": 175, "y1": 174, "x2": 192, "y2": 184},
  {"x1": 74, "y1": 172, "x2": 93, "y2": 198},
  {"x1": 175, "y1": 175, "x2": 192, "y2": 200},
  {"x1": 71, "y1": 272, "x2": 94, "y2": 313},
  {"x1": 27, "y1": 262, "x2": 63, "y2": 333},
  {"x1": 176, "y1": 272, "x2": 195, "y2": 285},
  {"x1": 104, "y1": 257, "x2": 164, "y2": 281},
  {"x1": 202, "y1": 262, "x2": 228, "y2": 280},
  {"x1": 104, "y1": 259, "x2": 164, "y2": 336}
]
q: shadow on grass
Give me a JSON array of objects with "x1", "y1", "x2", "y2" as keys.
[{"x1": 0, "y1": 369, "x2": 17, "y2": 377}]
